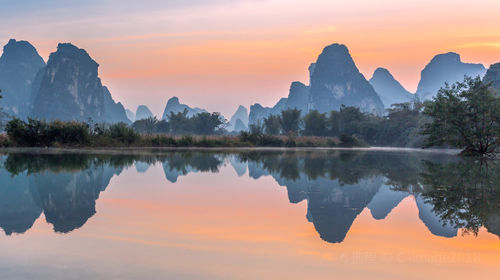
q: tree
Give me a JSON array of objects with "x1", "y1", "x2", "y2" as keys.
[
  {"x1": 303, "y1": 110, "x2": 327, "y2": 136},
  {"x1": 168, "y1": 109, "x2": 190, "y2": 134},
  {"x1": 280, "y1": 109, "x2": 301, "y2": 135},
  {"x1": 132, "y1": 117, "x2": 158, "y2": 134},
  {"x1": 263, "y1": 115, "x2": 281, "y2": 135},
  {"x1": 422, "y1": 76, "x2": 500, "y2": 156},
  {"x1": 191, "y1": 112, "x2": 224, "y2": 135}
]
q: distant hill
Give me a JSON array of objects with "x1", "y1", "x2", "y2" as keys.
[
  {"x1": 369, "y1": 67, "x2": 414, "y2": 108},
  {"x1": 125, "y1": 109, "x2": 135, "y2": 122},
  {"x1": 416, "y1": 52, "x2": 486, "y2": 101},
  {"x1": 0, "y1": 39, "x2": 45, "y2": 119},
  {"x1": 228, "y1": 105, "x2": 248, "y2": 132},
  {"x1": 250, "y1": 43, "x2": 384, "y2": 125},
  {"x1": 161, "y1": 97, "x2": 207, "y2": 119},
  {"x1": 135, "y1": 105, "x2": 154, "y2": 120}
]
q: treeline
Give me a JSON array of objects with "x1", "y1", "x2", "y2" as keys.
[
  {"x1": 0, "y1": 117, "x2": 352, "y2": 148},
  {"x1": 0, "y1": 102, "x2": 424, "y2": 148},
  {"x1": 252, "y1": 102, "x2": 427, "y2": 147},
  {"x1": 132, "y1": 110, "x2": 225, "y2": 135}
]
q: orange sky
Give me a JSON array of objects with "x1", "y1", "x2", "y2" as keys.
[{"x1": 2, "y1": 0, "x2": 500, "y2": 116}]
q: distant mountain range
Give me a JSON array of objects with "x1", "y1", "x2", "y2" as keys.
[{"x1": 0, "y1": 39, "x2": 497, "y2": 129}]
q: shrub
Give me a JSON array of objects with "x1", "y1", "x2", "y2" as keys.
[{"x1": 108, "y1": 123, "x2": 139, "y2": 145}]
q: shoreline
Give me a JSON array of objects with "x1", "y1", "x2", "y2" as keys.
[{"x1": 0, "y1": 146, "x2": 461, "y2": 155}]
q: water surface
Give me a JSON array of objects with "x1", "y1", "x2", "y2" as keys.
[{"x1": 0, "y1": 149, "x2": 499, "y2": 279}]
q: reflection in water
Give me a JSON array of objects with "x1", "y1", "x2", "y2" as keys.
[{"x1": 0, "y1": 150, "x2": 498, "y2": 243}]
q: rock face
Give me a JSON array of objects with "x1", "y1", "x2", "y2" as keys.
[
  {"x1": 416, "y1": 52, "x2": 486, "y2": 100},
  {"x1": 228, "y1": 105, "x2": 248, "y2": 132},
  {"x1": 234, "y1": 119, "x2": 247, "y2": 132},
  {"x1": 483, "y1": 62, "x2": 500, "y2": 94},
  {"x1": 369, "y1": 68, "x2": 414, "y2": 108},
  {"x1": 309, "y1": 44, "x2": 384, "y2": 114},
  {"x1": 249, "y1": 82, "x2": 311, "y2": 126},
  {"x1": 0, "y1": 39, "x2": 46, "y2": 118},
  {"x1": 249, "y1": 43, "x2": 384, "y2": 125},
  {"x1": 162, "y1": 97, "x2": 207, "y2": 119},
  {"x1": 30, "y1": 43, "x2": 129, "y2": 123},
  {"x1": 103, "y1": 87, "x2": 131, "y2": 124},
  {"x1": 136, "y1": 105, "x2": 154, "y2": 120},
  {"x1": 125, "y1": 109, "x2": 135, "y2": 122}
]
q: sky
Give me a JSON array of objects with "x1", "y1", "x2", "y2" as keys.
[{"x1": 1, "y1": 0, "x2": 500, "y2": 117}]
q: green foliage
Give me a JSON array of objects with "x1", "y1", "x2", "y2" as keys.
[
  {"x1": 263, "y1": 115, "x2": 281, "y2": 135},
  {"x1": 422, "y1": 76, "x2": 500, "y2": 156},
  {"x1": 339, "y1": 134, "x2": 366, "y2": 147},
  {"x1": 5, "y1": 118, "x2": 91, "y2": 147},
  {"x1": 132, "y1": 117, "x2": 158, "y2": 134},
  {"x1": 133, "y1": 109, "x2": 225, "y2": 135},
  {"x1": 108, "y1": 123, "x2": 139, "y2": 144},
  {"x1": 238, "y1": 131, "x2": 284, "y2": 146},
  {"x1": 280, "y1": 108, "x2": 301, "y2": 135},
  {"x1": 303, "y1": 110, "x2": 327, "y2": 136}
]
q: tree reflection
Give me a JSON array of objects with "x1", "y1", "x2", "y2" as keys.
[{"x1": 420, "y1": 159, "x2": 500, "y2": 236}]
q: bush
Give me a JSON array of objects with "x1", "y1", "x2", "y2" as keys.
[
  {"x1": 178, "y1": 135, "x2": 194, "y2": 146},
  {"x1": 339, "y1": 134, "x2": 366, "y2": 147},
  {"x1": 108, "y1": 123, "x2": 139, "y2": 145}
]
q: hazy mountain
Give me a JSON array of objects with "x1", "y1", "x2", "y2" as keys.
[
  {"x1": 0, "y1": 39, "x2": 46, "y2": 118},
  {"x1": 369, "y1": 67, "x2": 414, "y2": 108},
  {"x1": 309, "y1": 43, "x2": 384, "y2": 114},
  {"x1": 125, "y1": 109, "x2": 135, "y2": 122},
  {"x1": 483, "y1": 62, "x2": 500, "y2": 94},
  {"x1": 416, "y1": 52, "x2": 486, "y2": 100},
  {"x1": 249, "y1": 82, "x2": 310, "y2": 126},
  {"x1": 136, "y1": 105, "x2": 154, "y2": 120},
  {"x1": 30, "y1": 43, "x2": 129, "y2": 123},
  {"x1": 103, "y1": 87, "x2": 131, "y2": 124},
  {"x1": 249, "y1": 43, "x2": 384, "y2": 125},
  {"x1": 234, "y1": 119, "x2": 247, "y2": 132},
  {"x1": 162, "y1": 96, "x2": 207, "y2": 119},
  {"x1": 228, "y1": 105, "x2": 248, "y2": 132}
]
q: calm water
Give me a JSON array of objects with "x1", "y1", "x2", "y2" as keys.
[{"x1": 0, "y1": 149, "x2": 499, "y2": 279}]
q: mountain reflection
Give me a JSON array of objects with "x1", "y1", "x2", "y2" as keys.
[{"x1": 0, "y1": 150, "x2": 498, "y2": 243}]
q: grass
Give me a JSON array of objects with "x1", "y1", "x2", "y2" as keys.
[{"x1": 0, "y1": 132, "x2": 355, "y2": 148}]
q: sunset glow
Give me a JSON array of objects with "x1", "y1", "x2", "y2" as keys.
[{"x1": 2, "y1": 0, "x2": 500, "y2": 116}]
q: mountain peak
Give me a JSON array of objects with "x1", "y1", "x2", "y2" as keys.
[
  {"x1": 369, "y1": 67, "x2": 413, "y2": 108},
  {"x1": 430, "y1": 52, "x2": 461, "y2": 63},
  {"x1": 162, "y1": 96, "x2": 207, "y2": 119},
  {"x1": 167, "y1": 96, "x2": 180, "y2": 106},
  {"x1": 309, "y1": 43, "x2": 384, "y2": 114},
  {"x1": 30, "y1": 42, "x2": 129, "y2": 123},
  {"x1": 0, "y1": 39, "x2": 46, "y2": 118},
  {"x1": 372, "y1": 67, "x2": 393, "y2": 79},
  {"x1": 1, "y1": 39, "x2": 45, "y2": 66},
  {"x1": 136, "y1": 105, "x2": 154, "y2": 120},
  {"x1": 416, "y1": 52, "x2": 486, "y2": 100}
]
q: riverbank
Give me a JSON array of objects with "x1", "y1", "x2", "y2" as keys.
[
  {"x1": 0, "y1": 146, "x2": 461, "y2": 156},
  {"x1": 0, "y1": 131, "x2": 369, "y2": 149}
]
